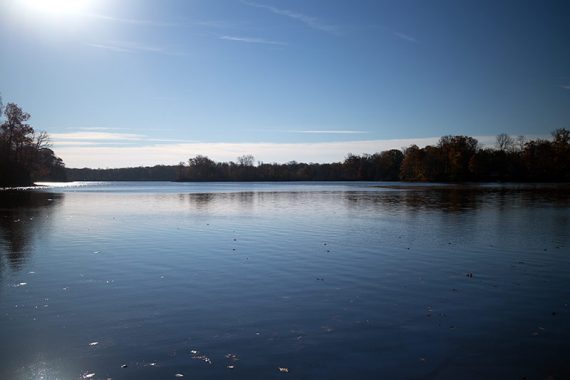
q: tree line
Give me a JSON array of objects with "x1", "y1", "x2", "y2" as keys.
[
  {"x1": 67, "y1": 129, "x2": 570, "y2": 183},
  {"x1": 0, "y1": 101, "x2": 66, "y2": 187},
  {"x1": 173, "y1": 129, "x2": 569, "y2": 182},
  {"x1": 3, "y1": 97, "x2": 567, "y2": 184}
]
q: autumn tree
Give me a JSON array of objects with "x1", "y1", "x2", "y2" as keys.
[{"x1": 0, "y1": 101, "x2": 66, "y2": 186}]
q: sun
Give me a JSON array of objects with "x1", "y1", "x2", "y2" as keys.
[{"x1": 21, "y1": 0, "x2": 92, "y2": 15}]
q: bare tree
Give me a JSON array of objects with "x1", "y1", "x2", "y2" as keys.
[
  {"x1": 237, "y1": 154, "x2": 255, "y2": 167},
  {"x1": 496, "y1": 133, "x2": 515, "y2": 152},
  {"x1": 34, "y1": 130, "x2": 51, "y2": 150}
]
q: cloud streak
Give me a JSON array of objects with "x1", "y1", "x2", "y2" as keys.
[
  {"x1": 287, "y1": 130, "x2": 368, "y2": 134},
  {"x1": 220, "y1": 35, "x2": 287, "y2": 46},
  {"x1": 52, "y1": 131, "x2": 198, "y2": 146},
  {"x1": 393, "y1": 32, "x2": 418, "y2": 44},
  {"x1": 85, "y1": 13, "x2": 183, "y2": 27},
  {"x1": 52, "y1": 132, "x2": 144, "y2": 141},
  {"x1": 242, "y1": 1, "x2": 339, "y2": 34},
  {"x1": 86, "y1": 41, "x2": 186, "y2": 56}
]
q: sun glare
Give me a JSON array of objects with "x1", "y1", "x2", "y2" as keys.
[{"x1": 21, "y1": 0, "x2": 91, "y2": 15}]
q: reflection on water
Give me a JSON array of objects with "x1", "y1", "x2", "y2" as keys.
[
  {"x1": 0, "y1": 191, "x2": 63, "y2": 273},
  {"x1": 0, "y1": 182, "x2": 569, "y2": 380},
  {"x1": 350, "y1": 185, "x2": 570, "y2": 213},
  {"x1": 179, "y1": 184, "x2": 570, "y2": 216}
]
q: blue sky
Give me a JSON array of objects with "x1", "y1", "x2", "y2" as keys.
[{"x1": 1, "y1": 0, "x2": 569, "y2": 167}]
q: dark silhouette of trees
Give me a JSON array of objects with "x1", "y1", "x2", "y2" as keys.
[
  {"x1": 400, "y1": 130, "x2": 569, "y2": 182},
  {"x1": 67, "y1": 165, "x2": 178, "y2": 181},
  {"x1": 65, "y1": 129, "x2": 570, "y2": 183},
  {"x1": 0, "y1": 101, "x2": 66, "y2": 186},
  {"x1": 438, "y1": 135, "x2": 478, "y2": 181},
  {"x1": 496, "y1": 133, "x2": 515, "y2": 152}
]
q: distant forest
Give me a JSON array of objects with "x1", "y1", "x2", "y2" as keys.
[
  {"x1": 67, "y1": 129, "x2": 570, "y2": 183},
  {"x1": 3, "y1": 97, "x2": 568, "y2": 186},
  {"x1": 1, "y1": 101, "x2": 66, "y2": 187}
]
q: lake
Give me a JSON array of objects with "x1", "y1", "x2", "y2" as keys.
[{"x1": 1, "y1": 181, "x2": 569, "y2": 379}]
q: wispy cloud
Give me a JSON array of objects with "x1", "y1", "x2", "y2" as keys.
[
  {"x1": 559, "y1": 85, "x2": 570, "y2": 90},
  {"x1": 242, "y1": 1, "x2": 339, "y2": 34},
  {"x1": 220, "y1": 35, "x2": 287, "y2": 46},
  {"x1": 51, "y1": 131, "x2": 198, "y2": 147},
  {"x1": 86, "y1": 41, "x2": 186, "y2": 56},
  {"x1": 69, "y1": 127, "x2": 121, "y2": 132},
  {"x1": 51, "y1": 132, "x2": 144, "y2": 141},
  {"x1": 86, "y1": 13, "x2": 183, "y2": 27},
  {"x1": 196, "y1": 20, "x2": 235, "y2": 29},
  {"x1": 287, "y1": 130, "x2": 368, "y2": 134},
  {"x1": 393, "y1": 31, "x2": 418, "y2": 44}
]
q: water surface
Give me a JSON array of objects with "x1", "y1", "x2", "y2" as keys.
[{"x1": 1, "y1": 182, "x2": 569, "y2": 379}]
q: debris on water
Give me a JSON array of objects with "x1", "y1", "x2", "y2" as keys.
[
  {"x1": 15, "y1": 282, "x2": 27, "y2": 287},
  {"x1": 420, "y1": 357, "x2": 426, "y2": 362},
  {"x1": 190, "y1": 349, "x2": 198, "y2": 354},
  {"x1": 89, "y1": 341, "x2": 99, "y2": 346},
  {"x1": 28, "y1": 271, "x2": 36, "y2": 274},
  {"x1": 278, "y1": 367, "x2": 289, "y2": 373},
  {"x1": 532, "y1": 332, "x2": 539, "y2": 336},
  {"x1": 466, "y1": 273, "x2": 473, "y2": 278},
  {"x1": 227, "y1": 365, "x2": 235, "y2": 369},
  {"x1": 175, "y1": 374, "x2": 184, "y2": 377},
  {"x1": 82, "y1": 373, "x2": 95, "y2": 379},
  {"x1": 148, "y1": 362, "x2": 157, "y2": 367},
  {"x1": 225, "y1": 353, "x2": 239, "y2": 361},
  {"x1": 13, "y1": 219, "x2": 20, "y2": 223},
  {"x1": 255, "y1": 332, "x2": 261, "y2": 336},
  {"x1": 121, "y1": 364, "x2": 128, "y2": 368},
  {"x1": 192, "y1": 354, "x2": 212, "y2": 364}
]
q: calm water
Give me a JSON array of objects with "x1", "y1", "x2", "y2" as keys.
[{"x1": 1, "y1": 182, "x2": 569, "y2": 380}]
